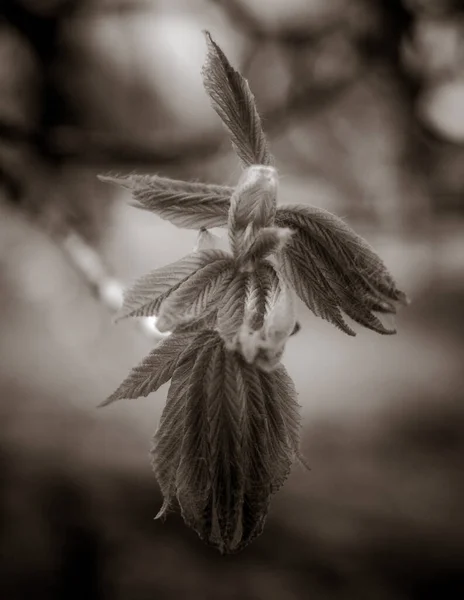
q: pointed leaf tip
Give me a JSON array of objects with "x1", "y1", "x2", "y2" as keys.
[
  {"x1": 201, "y1": 30, "x2": 273, "y2": 167},
  {"x1": 203, "y1": 29, "x2": 213, "y2": 44},
  {"x1": 97, "y1": 397, "x2": 113, "y2": 409},
  {"x1": 102, "y1": 333, "x2": 195, "y2": 407}
]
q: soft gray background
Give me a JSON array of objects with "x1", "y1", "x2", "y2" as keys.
[{"x1": 1, "y1": 1, "x2": 463, "y2": 598}]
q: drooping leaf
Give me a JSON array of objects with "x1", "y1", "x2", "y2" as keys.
[
  {"x1": 101, "y1": 332, "x2": 197, "y2": 407},
  {"x1": 263, "y1": 364, "x2": 301, "y2": 452},
  {"x1": 156, "y1": 258, "x2": 235, "y2": 332},
  {"x1": 202, "y1": 31, "x2": 273, "y2": 167},
  {"x1": 204, "y1": 342, "x2": 245, "y2": 549},
  {"x1": 98, "y1": 174, "x2": 231, "y2": 229},
  {"x1": 276, "y1": 205, "x2": 408, "y2": 305},
  {"x1": 118, "y1": 249, "x2": 229, "y2": 320},
  {"x1": 151, "y1": 358, "x2": 191, "y2": 517},
  {"x1": 235, "y1": 358, "x2": 273, "y2": 547},
  {"x1": 280, "y1": 231, "x2": 357, "y2": 336},
  {"x1": 151, "y1": 331, "x2": 219, "y2": 517},
  {"x1": 281, "y1": 224, "x2": 397, "y2": 335},
  {"x1": 175, "y1": 341, "x2": 219, "y2": 528},
  {"x1": 232, "y1": 362, "x2": 301, "y2": 546},
  {"x1": 170, "y1": 334, "x2": 301, "y2": 553},
  {"x1": 259, "y1": 364, "x2": 303, "y2": 485},
  {"x1": 174, "y1": 335, "x2": 245, "y2": 552}
]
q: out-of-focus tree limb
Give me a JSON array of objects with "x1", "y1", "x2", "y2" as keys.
[
  {"x1": 0, "y1": 75, "x2": 360, "y2": 171},
  {"x1": 58, "y1": 230, "x2": 169, "y2": 340}
]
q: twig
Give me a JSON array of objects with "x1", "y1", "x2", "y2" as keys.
[{"x1": 58, "y1": 231, "x2": 169, "y2": 341}]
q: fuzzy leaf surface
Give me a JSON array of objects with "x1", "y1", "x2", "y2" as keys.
[
  {"x1": 101, "y1": 332, "x2": 196, "y2": 406},
  {"x1": 170, "y1": 334, "x2": 301, "y2": 553},
  {"x1": 251, "y1": 263, "x2": 297, "y2": 370},
  {"x1": 202, "y1": 32, "x2": 273, "y2": 167},
  {"x1": 276, "y1": 205, "x2": 407, "y2": 305},
  {"x1": 99, "y1": 174, "x2": 231, "y2": 229},
  {"x1": 280, "y1": 230, "x2": 357, "y2": 335},
  {"x1": 174, "y1": 333, "x2": 245, "y2": 552},
  {"x1": 151, "y1": 331, "x2": 219, "y2": 517},
  {"x1": 239, "y1": 226, "x2": 293, "y2": 265},
  {"x1": 119, "y1": 249, "x2": 229, "y2": 319},
  {"x1": 243, "y1": 271, "x2": 267, "y2": 332},
  {"x1": 228, "y1": 166, "x2": 278, "y2": 259},
  {"x1": 216, "y1": 272, "x2": 249, "y2": 345},
  {"x1": 279, "y1": 213, "x2": 398, "y2": 335},
  {"x1": 156, "y1": 258, "x2": 235, "y2": 332},
  {"x1": 260, "y1": 263, "x2": 296, "y2": 342}
]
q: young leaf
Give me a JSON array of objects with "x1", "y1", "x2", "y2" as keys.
[
  {"x1": 235, "y1": 273, "x2": 277, "y2": 365},
  {"x1": 172, "y1": 334, "x2": 244, "y2": 551},
  {"x1": 262, "y1": 265, "x2": 296, "y2": 341},
  {"x1": 118, "y1": 249, "x2": 229, "y2": 320},
  {"x1": 202, "y1": 31, "x2": 273, "y2": 167},
  {"x1": 151, "y1": 330, "x2": 219, "y2": 517},
  {"x1": 239, "y1": 226, "x2": 293, "y2": 266},
  {"x1": 259, "y1": 364, "x2": 302, "y2": 474},
  {"x1": 175, "y1": 342, "x2": 219, "y2": 526},
  {"x1": 280, "y1": 221, "x2": 397, "y2": 335},
  {"x1": 204, "y1": 341, "x2": 245, "y2": 549},
  {"x1": 156, "y1": 258, "x2": 236, "y2": 332},
  {"x1": 173, "y1": 310, "x2": 218, "y2": 334},
  {"x1": 280, "y1": 231, "x2": 357, "y2": 336},
  {"x1": 228, "y1": 165, "x2": 278, "y2": 259},
  {"x1": 243, "y1": 270, "x2": 267, "y2": 332},
  {"x1": 232, "y1": 358, "x2": 272, "y2": 548},
  {"x1": 227, "y1": 263, "x2": 294, "y2": 370},
  {"x1": 216, "y1": 271, "x2": 249, "y2": 345},
  {"x1": 172, "y1": 335, "x2": 301, "y2": 553},
  {"x1": 100, "y1": 332, "x2": 196, "y2": 407},
  {"x1": 276, "y1": 205, "x2": 408, "y2": 305},
  {"x1": 98, "y1": 174, "x2": 231, "y2": 229},
  {"x1": 151, "y1": 360, "x2": 191, "y2": 518},
  {"x1": 253, "y1": 264, "x2": 297, "y2": 371}
]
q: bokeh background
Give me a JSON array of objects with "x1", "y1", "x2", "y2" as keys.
[{"x1": 1, "y1": 0, "x2": 464, "y2": 598}]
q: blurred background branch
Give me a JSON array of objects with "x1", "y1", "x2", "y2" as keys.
[
  {"x1": 1, "y1": 1, "x2": 464, "y2": 598},
  {"x1": 1, "y1": 0, "x2": 463, "y2": 236}
]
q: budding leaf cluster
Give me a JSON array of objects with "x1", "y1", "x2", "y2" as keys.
[{"x1": 100, "y1": 31, "x2": 408, "y2": 554}]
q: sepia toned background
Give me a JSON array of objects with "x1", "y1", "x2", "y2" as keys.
[{"x1": 1, "y1": 0, "x2": 463, "y2": 598}]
